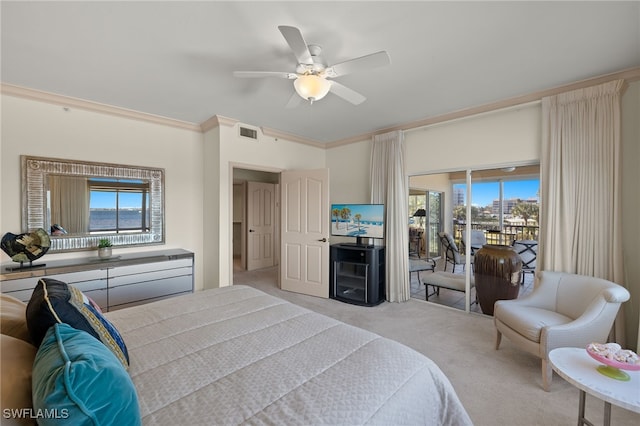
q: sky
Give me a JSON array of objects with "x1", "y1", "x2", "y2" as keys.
[
  {"x1": 331, "y1": 204, "x2": 384, "y2": 222},
  {"x1": 455, "y1": 179, "x2": 540, "y2": 207},
  {"x1": 90, "y1": 191, "x2": 143, "y2": 209}
]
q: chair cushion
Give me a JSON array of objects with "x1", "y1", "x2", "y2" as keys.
[
  {"x1": 422, "y1": 271, "x2": 474, "y2": 291},
  {"x1": 494, "y1": 303, "x2": 571, "y2": 343}
]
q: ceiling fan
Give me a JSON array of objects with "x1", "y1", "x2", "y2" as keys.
[{"x1": 233, "y1": 26, "x2": 391, "y2": 106}]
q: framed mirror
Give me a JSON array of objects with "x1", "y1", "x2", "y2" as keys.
[{"x1": 22, "y1": 155, "x2": 165, "y2": 252}]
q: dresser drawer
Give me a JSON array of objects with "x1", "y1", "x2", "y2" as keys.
[
  {"x1": 3, "y1": 288, "x2": 37, "y2": 303},
  {"x1": 108, "y1": 258, "x2": 193, "y2": 278},
  {"x1": 1, "y1": 276, "x2": 42, "y2": 293},
  {"x1": 108, "y1": 275, "x2": 193, "y2": 308},
  {"x1": 50, "y1": 270, "x2": 108, "y2": 284},
  {"x1": 1, "y1": 249, "x2": 194, "y2": 311}
]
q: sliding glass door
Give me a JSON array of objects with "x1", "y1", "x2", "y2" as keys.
[{"x1": 409, "y1": 165, "x2": 540, "y2": 313}]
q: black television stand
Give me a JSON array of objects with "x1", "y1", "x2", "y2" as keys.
[
  {"x1": 338, "y1": 237, "x2": 374, "y2": 248},
  {"x1": 330, "y1": 243, "x2": 385, "y2": 306}
]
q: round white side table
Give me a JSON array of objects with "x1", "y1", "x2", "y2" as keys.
[{"x1": 549, "y1": 347, "x2": 640, "y2": 426}]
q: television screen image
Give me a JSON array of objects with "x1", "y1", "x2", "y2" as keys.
[{"x1": 331, "y1": 204, "x2": 384, "y2": 239}]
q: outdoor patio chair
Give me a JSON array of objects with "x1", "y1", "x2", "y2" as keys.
[
  {"x1": 438, "y1": 232, "x2": 468, "y2": 273},
  {"x1": 461, "y1": 230, "x2": 487, "y2": 255},
  {"x1": 511, "y1": 240, "x2": 538, "y2": 284}
]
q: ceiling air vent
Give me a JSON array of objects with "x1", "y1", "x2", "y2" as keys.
[{"x1": 239, "y1": 126, "x2": 258, "y2": 140}]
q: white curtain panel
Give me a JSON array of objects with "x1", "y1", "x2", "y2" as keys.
[
  {"x1": 371, "y1": 130, "x2": 410, "y2": 302},
  {"x1": 539, "y1": 79, "x2": 626, "y2": 342},
  {"x1": 49, "y1": 175, "x2": 90, "y2": 234}
]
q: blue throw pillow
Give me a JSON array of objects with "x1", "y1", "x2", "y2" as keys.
[
  {"x1": 32, "y1": 323, "x2": 141, "y2": 426},
  {"x1": 26, "y1": 278, "x2": 129, "y2": 368}
]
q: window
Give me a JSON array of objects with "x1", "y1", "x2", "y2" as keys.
[{"x1": 88, "y1": 179, "x2": 150, "y2": 234}]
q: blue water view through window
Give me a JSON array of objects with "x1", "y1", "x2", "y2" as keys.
[{"x1": 89, "y1": 181, "x2": 150, "y2": 232}]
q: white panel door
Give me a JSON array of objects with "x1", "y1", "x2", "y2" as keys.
[
  {"x1": 247, "y1": 182, "x2": 275, "y2": 271},
  {"x1": 280, "y1": 169, "x2": 329, "y2": 298}
]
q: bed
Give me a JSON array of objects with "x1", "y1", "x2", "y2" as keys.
[{"x1": 1, "y1": 284, "x2": 472, "y2": 425}]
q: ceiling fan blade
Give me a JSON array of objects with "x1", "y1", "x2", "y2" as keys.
[
  {"x1": 325, "y1": 51, "x2": 391, "y2": 78},
  {"x1": 233, "y1": 71, "x2": 297, "y2": 79},
  {"x1": 329, "y1": 81, "x2": 366, "y2": 105},
  {"x1": 278, "y1": 25, "x2": 314, "y2": 65}
]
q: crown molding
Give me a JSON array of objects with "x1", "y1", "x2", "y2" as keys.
[
  {"x1": 325, "y1": 133, "x2": 375, "y2": 149},
  {"x1": 338, "y1": 66, "x2": 640, "y2": 146},
  {"x1": 4, "y1": 66, "x2": 639, "y2": 149},
  {"x1": 260, "y1": 127, "x2": 325, "y2": 148},
  {"x1": 200, "y1": 114, "x2": 238, "y2": 132},
  {"x1": 200, "y1": 116, "x2": 323, "y2": 148},
  {"x1": 1, "y1": 83, "x2": 202, "y2": 132}
]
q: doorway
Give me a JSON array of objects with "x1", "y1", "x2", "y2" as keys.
[
  {"x1": 232, "y1": 167, "x2": 280, "y2": 284},
  {"x1": 409, "y1": 188, "x2": 444, "y2": 259},
  {"x1": 232, "y1": 166, "x2": 331, "y2": 300}
]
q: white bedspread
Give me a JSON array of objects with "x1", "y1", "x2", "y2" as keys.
[{"x1": 106, "y1": 285, "x2": 472, "y2": 425}]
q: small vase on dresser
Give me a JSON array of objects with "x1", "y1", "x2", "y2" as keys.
[
  {"x1": 98, "y1": 247, "x2": 112, "y2": 259},
  {"x1": 97, "y1": 238, "x2": 113, "y2": 259}
]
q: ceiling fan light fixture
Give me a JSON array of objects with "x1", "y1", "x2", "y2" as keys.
[{"x1": 294, "y1": 74, "x2": 331, "y2": 103}]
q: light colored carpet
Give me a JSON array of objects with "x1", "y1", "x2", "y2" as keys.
[{"x1": 234, "y1": 266, "x2": 639, "y2": 426}]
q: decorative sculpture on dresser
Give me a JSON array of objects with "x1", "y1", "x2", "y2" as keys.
[{"x1": 1, "y1": 228, "x2": 50, "y2": 271}]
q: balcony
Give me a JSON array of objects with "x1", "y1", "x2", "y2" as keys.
[{"x1": 453, "y1": 223, "x2": 538, "y2": 247}]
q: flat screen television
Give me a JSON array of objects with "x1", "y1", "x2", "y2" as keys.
[{"x1": 331, "y1": 203, "x2": 384, "y2": 246}]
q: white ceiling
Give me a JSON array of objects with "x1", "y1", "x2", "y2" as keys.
[{"x1": 2, "y1": 1, "x2": 639, "y2": 144}]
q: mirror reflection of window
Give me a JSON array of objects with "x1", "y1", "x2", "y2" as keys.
[{"x1": 88, "y1": 179, "x2": 150, "y2": 234}]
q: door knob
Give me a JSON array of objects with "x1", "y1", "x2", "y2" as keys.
[
  {"x1": 318, "y1": 238, "x2": 327, "y2": 242},
  {"x1": 249, "y1": 229, "x2": 255, "y2": 232}
]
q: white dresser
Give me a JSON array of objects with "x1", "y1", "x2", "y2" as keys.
[{"x1": 1, "y1": 249, "x2": 194, "y2": 311}]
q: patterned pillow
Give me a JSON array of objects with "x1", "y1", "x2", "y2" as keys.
[
  {"x1": 32, "y1": 323, "x2": 140, "y2": 426},
  {"x1": 26, "y1": 278, "x2": 129, "y2": 369}
]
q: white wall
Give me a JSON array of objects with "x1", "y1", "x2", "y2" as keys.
[
  {"x1": 326, "y1": 140, "x2": 372, "y2": 204},
  {"x1": 202, "y1": 124, "x2": 326, "y2": 289},
  {"x1": 404, "y1": 103, "x2": 541, "y2": 174},
  {"x1": 0, "y1": 95, "x2": 205, "y2": 290}
]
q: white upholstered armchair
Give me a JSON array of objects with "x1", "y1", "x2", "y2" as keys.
[{"x1": 494, "y1": 271, "x2": 630, "y2": 391}]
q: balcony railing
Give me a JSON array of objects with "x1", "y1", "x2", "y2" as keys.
[{"x1": 453, "y1": 223, "x2": 539, "y2": 246}]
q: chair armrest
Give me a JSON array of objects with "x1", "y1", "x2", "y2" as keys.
[
  {"x1": 603, "y1": 286, "x2": 630, "y2": 303},
  {"x1": 541, "y1": 301, "x2": 622, "y2": 355}
]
